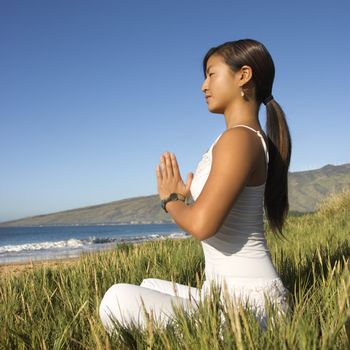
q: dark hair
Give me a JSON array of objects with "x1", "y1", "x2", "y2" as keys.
[{"x1": 203, "y1": 39, "x2": 292, "y2": 235}]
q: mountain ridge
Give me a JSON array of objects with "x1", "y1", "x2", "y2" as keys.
[{"x1": 1, "y1": 163, "x2": 349, "y2": 227}]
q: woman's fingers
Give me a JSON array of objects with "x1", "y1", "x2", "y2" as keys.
[
  {"x1": 159, "y1": 152, "x2": 180, "y2": 180},
  {"x1": 160, "y1": 154, "x2": 167, "y2": 178},
  {"x1": 185, "y1": 172, "x2": 194, "y2": 193},
  {"x1": 157, "y1": 152, "x2": 186, "y2": 199},
  {"x1": 170, "y1": 153, "x2": 180, "y2": 178},
  {"x1": 164, "y1": 152, "x2": 174, "y2": 177},
  {"x1": 156, "y1": 165, "x2": 162, "y2": 181}
]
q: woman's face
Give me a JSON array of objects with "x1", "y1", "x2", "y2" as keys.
[{"x1": 201, "y1": 54, "x2": 240, "y2": 114}]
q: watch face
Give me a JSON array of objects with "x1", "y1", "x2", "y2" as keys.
[{"x1": 169, "y1": 193, "x2": 178, "y2": 200}]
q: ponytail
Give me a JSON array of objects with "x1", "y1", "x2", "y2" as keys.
[{"x1": 264, "y1": 99, "x2": 292, "y2": 235}]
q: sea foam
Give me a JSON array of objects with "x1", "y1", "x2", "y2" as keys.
[{"x1": 0, "y1": 232, "x2": 188, "y2": 255}]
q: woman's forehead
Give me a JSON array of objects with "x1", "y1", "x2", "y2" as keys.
[{"x1": 207, "y1": 54, "x2": 224, "y2": 66}]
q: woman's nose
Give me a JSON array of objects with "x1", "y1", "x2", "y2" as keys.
[{"x1": 201, "y1": 80, "x2": 208, "y2": 93}]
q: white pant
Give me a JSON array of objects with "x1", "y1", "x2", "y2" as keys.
[
  {"x1": 99, "y1": 277, "x2": 289, "y2": 332},
  {"x1": 99, "y1": 278, "x2": 202, "y2": 332}
]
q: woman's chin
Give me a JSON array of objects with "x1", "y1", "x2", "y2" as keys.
[{"x1": 207, "y1": 105, "x2": 223, "y2": 114}]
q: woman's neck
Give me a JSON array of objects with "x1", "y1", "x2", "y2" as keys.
[{"x1": 224, "y1": 99, "x2": 260, "y2": 129}]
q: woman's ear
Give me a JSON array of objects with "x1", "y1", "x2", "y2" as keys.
[{"x1": 239, "y1": 65, "x2": 253, "y2": 86}]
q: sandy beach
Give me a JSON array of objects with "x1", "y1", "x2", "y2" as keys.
[{"x1": 0, "y1": 256, "x2": 80, "y2": 277}]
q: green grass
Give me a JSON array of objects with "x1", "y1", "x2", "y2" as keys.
[{"x1": 1, "y1": 191, "x2": 350, "y2": 349}]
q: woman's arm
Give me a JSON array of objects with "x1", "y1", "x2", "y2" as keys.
[{"x1": 157, "y1": 128, "x2": 261, "y2": 240}]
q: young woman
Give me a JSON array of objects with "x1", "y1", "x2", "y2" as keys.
[{"x1": 99, "y1": 39, "x2": 291, "y2": 331}]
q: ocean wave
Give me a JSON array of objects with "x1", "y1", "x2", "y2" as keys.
[
  {"x1": 90, "y1": 237, "x2": 118, "y2": 244},
  {"x1": 0, "y1": 238, "x2": 83, "y2": 253},
  {"x1": 0, "y1": 232, "x2": 189, "y2": 254}
]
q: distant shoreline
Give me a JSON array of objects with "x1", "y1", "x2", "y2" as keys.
[
  {"x1": 0, "y1": 234, "x2": 190, "y2": 275},
  {"x1": 0, "y1": 221, "x2": 172, "y2": 228},
  {"x1": 0, "y1": 212, "x2": 311, "y2": 228}
]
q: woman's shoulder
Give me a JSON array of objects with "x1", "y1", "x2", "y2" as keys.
[
  {"x1": 210, "y1": 128, "x2": 262, "y2": 174},
  {"x1": 214, "y1": 127, "x2": 262, "y2": 152}
]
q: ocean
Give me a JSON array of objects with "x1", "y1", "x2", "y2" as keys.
[{"x1": 0, "y1": 224, "x2": 187, "y2": 265}]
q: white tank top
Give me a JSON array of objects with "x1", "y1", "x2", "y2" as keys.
[{"x1": 190, "y1": 125, "x2": 279, "y2": 283}]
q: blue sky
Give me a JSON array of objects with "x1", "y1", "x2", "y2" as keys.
[{"x1": 1, "y1": 0, "x2": 349, "y2": 222}]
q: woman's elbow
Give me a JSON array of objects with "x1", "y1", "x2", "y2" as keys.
[{"x1": 191, "y1": 214, "x2": 219, "y2": 241}]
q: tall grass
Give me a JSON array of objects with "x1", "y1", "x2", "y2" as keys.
[{"x1": 1, "y1": 191, "x2": 350, "y2": 349}]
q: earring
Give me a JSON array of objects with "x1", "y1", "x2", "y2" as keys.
[{"x1": 241, "y1": 88, "x2": 245, "y2": 97}]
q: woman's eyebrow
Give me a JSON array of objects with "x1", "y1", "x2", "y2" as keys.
[{"x1": 206, "y1": 65, "x2": 213, "y2": 74}]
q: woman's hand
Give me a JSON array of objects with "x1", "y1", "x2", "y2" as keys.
[{"x1": 156, "y1": 152, "x2": 193, "y2": 200}]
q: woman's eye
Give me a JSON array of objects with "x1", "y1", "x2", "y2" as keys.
[{"x1": 208, "y1": 73, "x2": 214, "y2": 77}]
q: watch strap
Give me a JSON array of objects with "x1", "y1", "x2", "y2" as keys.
[{"x1": 161, "y1": 193, "x2": 186, "y2": 213}]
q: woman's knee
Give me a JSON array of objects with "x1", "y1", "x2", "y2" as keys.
[
  {"x1": 99, "y1": 283, "x2": 134, "y2": 331},
  {"x1": 102, "y1": 283, "x2": 132, "y2": 301}
]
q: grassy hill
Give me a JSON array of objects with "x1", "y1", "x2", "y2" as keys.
[
  {"x1": 1, "y1": 163, "x2": 349, "y2": 226},
  {"x1": 289, "y1": 163, "x2": 350, "y2": 212},
  {"x1": 0, "y1": 195, "x2": 171, "y2": 226}
]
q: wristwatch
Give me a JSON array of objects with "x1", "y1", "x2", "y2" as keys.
[{"x1": 161, "y1": 193, "x2": 186, "y2": 213}]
